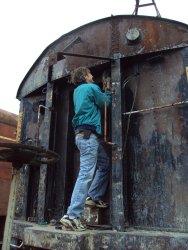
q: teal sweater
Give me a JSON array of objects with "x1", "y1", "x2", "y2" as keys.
[{"x1": 72, "y1": 83, "x2": 112, "y2": 135}]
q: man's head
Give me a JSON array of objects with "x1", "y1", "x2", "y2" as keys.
[{"x1": 71, "y1": 67, "x2": 94, "y2": 85}]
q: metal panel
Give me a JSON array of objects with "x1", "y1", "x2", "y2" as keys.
[
  {"x1": 123, "y1": 48, "x2": 188, "y2": 230},
  {"x1": 111, "y1": 54, "x2": 125, "y2": 230},
  {"x1": 17, "y1": 16, "x2": 188, "y2": 99},
  {"x1": 18, "y1": 57, "x2": 49, "y2": 98},
  {"x1": 51, "y1": 60, "x2": 67, "y2": 81}
]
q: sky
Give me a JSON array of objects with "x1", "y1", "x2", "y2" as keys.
[{"x1": 0, "y1": 0, "x2": 187, "y2": 115}]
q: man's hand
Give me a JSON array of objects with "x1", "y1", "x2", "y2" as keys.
[{"x1": 102, "y1": 76, "x2": 111, "y2": 91}]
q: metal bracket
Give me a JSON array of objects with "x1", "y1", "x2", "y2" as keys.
[
  {"x1": 133, "y1": 0, "x2": 161, "y2": 17},
  {"x1": 58, "y1": 52, "x2": 115, "y2": 62},
  {"x1": 10, "y1": 241, "x2": 23, "y2": 249}
]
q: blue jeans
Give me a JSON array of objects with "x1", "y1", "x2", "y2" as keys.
[{"x1": 67, "y1": 133, "x2": 110, "y2": 218}]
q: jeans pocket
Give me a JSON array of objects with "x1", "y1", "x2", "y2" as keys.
[{"x1": 76, "y1": 135, "x2": 99, "y2": 153}]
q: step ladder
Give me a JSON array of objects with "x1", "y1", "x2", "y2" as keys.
[{"x1": 133, "y1": 0, "x2": 161, "y2": 17}]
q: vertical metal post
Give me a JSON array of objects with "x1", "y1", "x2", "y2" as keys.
[
  {"x1": 37, "y1": 83, "x2": 54, "y2": 222},
  {"x1": 110, "y1": 53, "x2": 125, "y2": 231},
  {"x1": 2, "y1": 170, "x2": 19, "y2": 250}
]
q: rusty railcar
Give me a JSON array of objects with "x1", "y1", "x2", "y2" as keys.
[
  {"x1": 0, "y1": 109, "x2": 17, "y2": 247},
  {"x1": 5, "y1": 15, "x2": 188, "y2": 249}
]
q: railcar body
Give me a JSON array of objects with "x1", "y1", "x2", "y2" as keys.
[
  {"x1": 0, "y1": 109, "x2": 17, "y2": 247},
  {"x1": 6, "y1": 15, "x2": 188, "y2": 249}
]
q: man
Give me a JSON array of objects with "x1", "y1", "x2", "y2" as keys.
[{"x1": 60, "y1": 66, "x2": 112, "y2": 231}]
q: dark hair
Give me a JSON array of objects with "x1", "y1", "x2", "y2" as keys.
[{"x1": 71, "y1": 67, "x2": 90, "y2": 85}]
